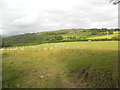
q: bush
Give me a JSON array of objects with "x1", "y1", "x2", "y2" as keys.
[{"x1": 108, "y1": 30, "x2": 114, "y2": 34}]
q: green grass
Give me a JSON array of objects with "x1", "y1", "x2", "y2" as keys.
[
  {"x1": 62, "y1": 31, "x2": 119, "y2": 40},
  {"x1": 87, "y1": 31, "x2": 119, "y2": 39},
  {"x1": 2, "y1": 41, "x2": 118, "y2": 88}
]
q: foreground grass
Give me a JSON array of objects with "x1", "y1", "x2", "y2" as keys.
[{"x1": 2, "y1": 41, "x2": 118, "y2": 88}]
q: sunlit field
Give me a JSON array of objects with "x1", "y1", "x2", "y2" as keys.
[
  {"x1": 2, "y1": 41, "x2": 118, "y2": 88},
  {"x1": 87, "y1": 31, "x2": 119, "y2": 39}
]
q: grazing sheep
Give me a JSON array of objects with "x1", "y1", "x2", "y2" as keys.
[
  {"x1": 10, "y1": 48, "x2": 13, "y2": 51},
  {"x1": 13, "y1": 48, "x2": 17, "y2": 50},
  {"x1": 0, "y1": 48, "x2": 4, "y2": 51},
  {"x1": 44, "y1": 48, "x2": 47, "y2": 50},
  {"x1": 6, "y1": 49, "x2": 9, "y2": 51},
  {"x1": 21, "y1": 48, "x2": 24, "y2": 50}
]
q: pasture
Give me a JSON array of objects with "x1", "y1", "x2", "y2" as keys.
[
  {"x1": 63, "y1": 31, "x2": 119, "y2": 40},
  {"x1": 88, "y1": 31, "x2": 119, "y2": 39},
  {"x1": 2, "y1": 41, "x2": 118, "y2": 88}
]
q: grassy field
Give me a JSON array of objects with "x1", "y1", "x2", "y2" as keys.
[
  {"x1": 88, "y1": 31, "x2": 119, "y2": 39},
  {"x1": 63, "y1": 31, "x2": 119, "y2": 40},
  {"x1": 2, "y1": 41, "x2": 118, "y2": 88}
]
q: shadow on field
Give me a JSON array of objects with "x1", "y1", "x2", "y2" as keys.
[{"x1": 59, "y1": 49, "x2": 118, "y2": 88}]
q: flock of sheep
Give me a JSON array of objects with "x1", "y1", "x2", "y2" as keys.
[{"x1": 0, "y1": 42, "x2": 105, "y2": 51}]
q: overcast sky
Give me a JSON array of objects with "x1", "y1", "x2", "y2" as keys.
[{"x1": 0, "y1": 0, "x2": 118, "y2": 36}]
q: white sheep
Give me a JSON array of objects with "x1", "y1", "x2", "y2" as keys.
[{"x1": 0, "y1": 48, "x2": 4, "y2": 50}]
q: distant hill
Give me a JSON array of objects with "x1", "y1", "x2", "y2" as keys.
[{"x1": 1, "y1": 28, "x2": 120, "y2": 47}]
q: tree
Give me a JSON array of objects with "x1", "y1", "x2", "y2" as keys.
[
  {"x1": 54, "y1": 36, "x2": 63, "y2": 41},
  {"x1": 108, "y1": 29, "x2": 114, "y2": 34},
  {"x1": 107, "y1": 0, "x2": 120, "y2": 5},
  {"x1": 91, "y1": 29, "x2": 99, "y2": 35}
]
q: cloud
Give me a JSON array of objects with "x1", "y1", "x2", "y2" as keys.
[{"x1": 0, "y1": 0, "x2": 118, "y2": 36}]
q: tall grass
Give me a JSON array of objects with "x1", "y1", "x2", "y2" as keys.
[{"x1": 2, "y1": 41, "x2": 118, "y2": 88}]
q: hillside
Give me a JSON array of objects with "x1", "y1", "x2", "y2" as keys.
[{"x1": 2, "y1": 28, "x2": 120, "y2": 47}]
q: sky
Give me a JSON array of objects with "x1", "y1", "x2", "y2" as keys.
[{"x1": 0, "y1": 0, "x2": 118, "y2": 36}]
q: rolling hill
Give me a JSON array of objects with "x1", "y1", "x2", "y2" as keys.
[{"x1": 1, "y1": 28, "x2": 120, "y2": 47}]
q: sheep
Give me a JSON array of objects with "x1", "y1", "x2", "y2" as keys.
[{"x1": 0, "y1": 48, "x2": 4, "y2": 51}]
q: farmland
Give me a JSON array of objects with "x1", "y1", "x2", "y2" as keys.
[
  {"x1": 2, "y1": 41, "x2": 118, "y2": 88},
  {"x1": 2, "y1": 29, "x2": 120, "y2": 47}
]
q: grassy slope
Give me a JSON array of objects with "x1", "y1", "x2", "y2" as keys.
[
  {"x1": 34, "y1": 30, "x2": 119, "y2": 39},
  {"x1": 62, "y1": 31, "x2": 119, "y2": 40},
  {"x1": 2, "y1": 41, "x2": 118, "y2": 88},
  {"x1": 2, "y1": 29, "x2": 119, "y2": 48}
]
